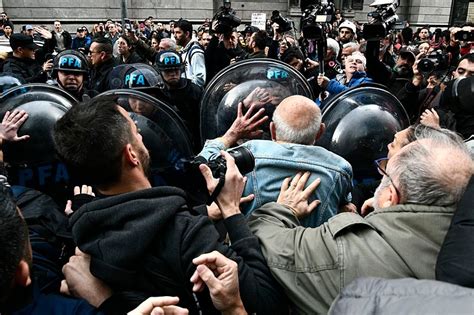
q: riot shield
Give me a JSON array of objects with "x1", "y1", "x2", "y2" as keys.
[
  {"x1": 316, "y1": 84, "x2": 410, "y2": 181},
  {"x1": 94, "y1": 90, "x2": 198, "y2": 198},
  {"x1": 0, "y1": 84, "x2": 78, "y2": 204},
  {"x1": 200, "y1": 58, "x2": 314, "y2": 143}
]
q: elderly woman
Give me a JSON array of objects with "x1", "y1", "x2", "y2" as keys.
[
  {"x1": 116, "y1": 35, "x2": 143, "y2": 64},
  {"x1": 317, "y1": 51, "x2": 373, "y2": 97}
]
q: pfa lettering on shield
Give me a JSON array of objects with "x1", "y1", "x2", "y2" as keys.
[{"x1": 266, "y1": 67, "x2": 289, "y2": 80}]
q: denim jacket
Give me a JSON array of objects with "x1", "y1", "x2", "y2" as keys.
[{"x1": 200, "y1": 139, "x2": 353, "y2": 227}]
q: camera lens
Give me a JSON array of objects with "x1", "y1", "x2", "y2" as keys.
[{"x1": 228, "y1": 146, "x2": 255, "y2": 175}]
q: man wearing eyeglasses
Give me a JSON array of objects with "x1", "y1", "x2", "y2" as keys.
[
  {"x1": 247, "y1": 125, "x2": 473, "y2": 314},
  {"x1": 87, "y1": 37, "x2": 117, "y2": 94}
]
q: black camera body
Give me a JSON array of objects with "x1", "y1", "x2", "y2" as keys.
[
  {"x1": 363, "y1": 0, "x2": 399, "y2": 40},
  {"x1": 214, "y1": 0, "x2": 241, "y2": 35},
  {"x1": 418, "y1": 49, "x2": 450, "y2": 74},
  {"x1": 301, "y1": 1, "x2": 335, "y2": 40},
  {"x1": 271, "y1": 10, "x2": 292, "y2": 33},
  {"x1": 455, "y1": 30, "x2": 474, "y2": 42},
  {"x1": 181, "y1": 146, "x2": 255, "y2": 204}
]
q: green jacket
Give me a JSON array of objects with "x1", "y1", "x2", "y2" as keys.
[{"x1": 248, "y1": 202, "x2": 455, "y2": 314}]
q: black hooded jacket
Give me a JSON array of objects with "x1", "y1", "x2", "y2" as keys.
[{"x1": 70, "y1": 186, "x2": 288, "y2": 314}]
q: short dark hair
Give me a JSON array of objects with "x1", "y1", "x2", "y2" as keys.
[
  {"x1": 0, "y1": 189, "x2": 28, "y2": 300},
  {"x1": 459, "y1": 53, "x2": 474, "y2": 64},
  {"x1": 281, "y1": 46, "x2": 304, "y2": 64},
  {"x1": 253, "y1": 30, "x2": 268, "y2": 50},
  {"x1": 92, "y1": 36, "x2": 113, "y2": 55},
  {"x1": 53, "y1": 97, "x2": 134, "y2": 187},
  {"x1": 175, "y1": 19, "x2": 193, "y2": 38}
]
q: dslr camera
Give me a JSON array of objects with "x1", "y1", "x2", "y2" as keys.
[
  {"x1": 455, "y1": 30, "x2": 474, "y2": 42},
  {"x1": 417, "y1": 49, "x2": 450, "y2": 74},
  {"x1": 214, "y1": 0, "x2": 241, "y2": 35},
  {"x1": 181, "y1": 146, "x2": 255, "y2": 203}
]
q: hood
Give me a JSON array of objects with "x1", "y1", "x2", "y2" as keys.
[{"x1": 70, "y1": 186, "x2": 188, "y2": 287}]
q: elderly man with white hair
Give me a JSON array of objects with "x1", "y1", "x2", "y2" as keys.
[
  {"x1": 247, "y1": 125, "x2": 474, "y2": 314},
  {"x1": 317, "y1": 51, "x2": 373, "y2": 97}
]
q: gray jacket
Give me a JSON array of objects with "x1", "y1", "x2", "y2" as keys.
[
  {"x1": 248, "y1": 202, "x2": 455, "y2": 314},
  {"x1": 329, "y1": 277, "x2": 474, "y2": 314}
]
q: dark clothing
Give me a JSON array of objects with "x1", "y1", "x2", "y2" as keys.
[
  {"x1": 4, "y1": 283, "x2": 101, "y2": 315},
  {"x1": 205, "y1": 35, "x2": 247, "y2": 82},
  {"x1": 88, "y1": 57, "x2": 117, "y2": 94},
  {"x1": 71, "y1": 36, "x2": 92, "y2": 50},
  {"x1": 247, "y1": 50, "x2": 266, "y2": 59},
  {"x1": 115, "y1": 52, "x2": 144, "y2": 65},
  {"x1": 133, "y1": 38, "x2": 157, "y2": 63},
  {"x1": 51, "y1": 30, "x2": 72, "y2": 51},
  {"x1": 2, "y1": 55, "x2": 47, "y2": 83},
  {"x1": 148, "y1": 78, "x2": 203, "y2": 151},
  {"x1": 436, "y1": 176, "x2": 474, "y2": 287},
  {"x1": 70, "y1": 186, "x2": 288, "y2": 314},
  {"x1": 365, "y1": 40, "x2": 412, "y2": 95}
]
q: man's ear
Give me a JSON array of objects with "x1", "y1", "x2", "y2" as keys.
[
  {"x1": 124, "y1": 143, "x2": 140, "y2": 167},
  {"x1": 387, "y1": 184, "x2": 400, "y2": 206},
  {"x1": 14, "y1": 260, "x2": 31, "y2": 287},
  {"x1": 315, "y1": 122, "x2": 325, "y2": 141},
  {"x1": 270, "y1": 121, "x2": 277, "y2": 141}
]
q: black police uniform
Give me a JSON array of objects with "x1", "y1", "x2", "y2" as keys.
[{"x1": 88, "y1": 57, "x2": 117, "y2": 94}]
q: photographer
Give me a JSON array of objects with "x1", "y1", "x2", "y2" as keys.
[{"x1": 205, "y1": 27, "x2": 246, "y2": 82}]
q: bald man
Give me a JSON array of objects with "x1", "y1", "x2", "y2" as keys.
[{"x1": 199, "y1": 95, "x2": 353, "y2": 227}]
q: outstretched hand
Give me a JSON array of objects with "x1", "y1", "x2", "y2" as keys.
[
  {"x1": 221, "y1": 101, "x2": 268, "y2": 147},
  {"x1": 420, "y1": 108, "x2": 440, "y2": 129},
  {"x1": 277, "y1": 172, "x2": 321, "y2": 219},
  {"x1": 0, "y1": 110, "x2": 30, "y2": 142}
]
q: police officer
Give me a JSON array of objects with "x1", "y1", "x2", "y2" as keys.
[
  {"x1": 155, "y1": 50, "x2": 203, "y2": 151},
  {"x1": 51, "y1": 49, "x2": 91, "y2": 101}
]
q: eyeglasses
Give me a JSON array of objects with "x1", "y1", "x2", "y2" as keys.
[
  {"x1": 88, "y1": 50, "x2": 101, "y2": 55},
  {"x1": 374, "y1": 157, "x2": 401, "y2": 198}
]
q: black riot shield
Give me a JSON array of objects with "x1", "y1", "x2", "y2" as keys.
[
  {"x1": 316, "y1": 84, "x2": 410, "y2": 181},
  {"x1": 0, "y1": 84, "x2": 78, "y2": 204},
  {"x1": 93, "y1": 90, "x2": 200, "y2": 200},
  {"x1": 200, "y1": 58, "x2": 314, "y2": 143}
]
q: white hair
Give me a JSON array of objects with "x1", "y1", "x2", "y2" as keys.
[
  {"x1": 390, "y1": 126, "x2": 473, "y2": 206},
  {"x1": 326, "y1": 38, "x2": 340, "y2": 57},
  {"x1": 272, "y1": 107, "x2": 321, "y2": 145},
  {"x1": 160, "y1": 38, "x2": 176, "y2": 50}
]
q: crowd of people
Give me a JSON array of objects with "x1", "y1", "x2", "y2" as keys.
[{"x1": 0, "y1": 5, "x2": 474, "y2": 315}]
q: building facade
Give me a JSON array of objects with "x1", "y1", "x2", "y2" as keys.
[{"x1": 0, "y1": 0, "x2": 472, "y2": 30}]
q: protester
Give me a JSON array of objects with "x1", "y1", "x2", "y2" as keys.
[
  {"x1": 200, "y1": 95, "x2": 353, "y2": 227},
  {"x1": 87, "y1": 36, "x2": 116, "y2": 94},
  {"x1": 174, "y1": 19, "x2": 206, "y2": 87}
]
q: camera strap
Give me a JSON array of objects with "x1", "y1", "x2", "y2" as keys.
[{"x1": 208, "y1": 172, "x2": 226, "y2": 205}]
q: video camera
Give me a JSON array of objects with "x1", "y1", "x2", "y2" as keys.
[
  {"x1": 181, "y1": 146, "x2": 255, "y2": 204},
  {"x1": 214, "y1": 0, "x2": 241, "y2": 34},
  {"x1": 363, "y1": 0, "x2": 399, "y2": 41},
  {"x1": 271, "y1": 10, "x2": 292, "y2": 33},
  {"x1": 301, "y1": 0, "x2": 335, "y2": 40}
]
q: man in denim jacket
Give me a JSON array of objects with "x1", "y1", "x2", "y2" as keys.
[{"x1": 200, "y1": 95, "x2": 353, "y2": 227}]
